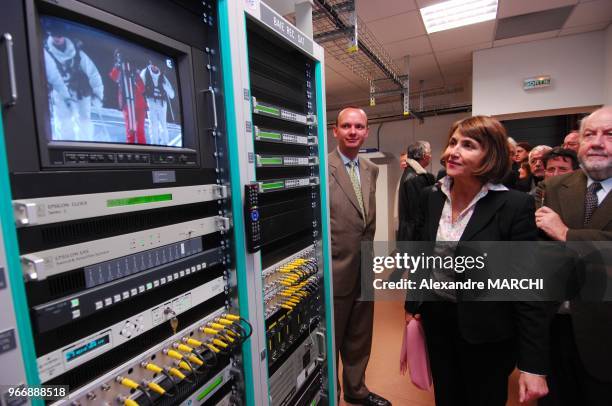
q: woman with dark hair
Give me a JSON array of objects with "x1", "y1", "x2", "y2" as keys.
[{"x1": 404, "y1": 116, "x2": 550, "y2": 406}]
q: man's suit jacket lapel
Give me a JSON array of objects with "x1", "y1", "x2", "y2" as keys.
[
  {"x1": 330, "y1": 149, "x2": 363, "y2": 217},
  {"x1": 558, "y1": 171, "x2": 587, "y2": 229}
]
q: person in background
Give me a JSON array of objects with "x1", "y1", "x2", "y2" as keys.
[
  {"x1": 529, "y1": 145, "x2": 553, "y2": 193},
  {"x1": 535, "y1": 106, "x2": 612, "y2": 406},
  {"x1": 519, "y1": 161, "x2": 532, "y2": 179},
  {"x1": 543, "y1": 147, "x2": 579, "y2": 180},
  {"x1": 504, "y1": 137, "x2": 519, "y2": 189},
  {"x1": 405, "y1": 116, "x2": 550, "y2": 406},
  {"x1": 515, "y1": 161, "x2": 534, "y2": 192},
  {"x1": 397, "y1": 141, "x2": 435, "y2": 241},
  {"x1": 329, "y1": 107, "x2": 390, "y2": 406},
  {"x1": 508, "y1": 137, "x2": 518, "y2": 158},
  {"x1": 515, "y1": 141, "x2": 532, "y2": 163},
  {"x1": 399, "y1": 151, "x2": 408, "y2": 170},
  {"x1": 562, "y1": 131, "x2": 580, "y2": 153}
]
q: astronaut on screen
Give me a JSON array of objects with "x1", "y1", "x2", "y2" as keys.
[
  {"x1": 43, "y1": 27, "x2": 104, "y2": 141},
  {"x1": 140, "y1": 60, "x2": 175, "y2": 146}
]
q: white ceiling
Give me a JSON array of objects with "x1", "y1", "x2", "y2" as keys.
[{"x1": 316, "y1": 0, "x2": 612, "y2": 108}]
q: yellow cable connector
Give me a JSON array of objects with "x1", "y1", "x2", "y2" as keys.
[
  {"x1": 177, "y1": 360, "x2": 192, "y2": 371},
  {"x1": 120, "y1": 397, "x2": 139, "y2": 406},
  {"x1": 201, "y1": 327, "x2": 220, "y2": 335},
  {"x1": 167, "y1": 367, "x2": 186, "y2": 380},
  {"x1": 164, "y1": 349, "x2": 183, "y2": 360},
  {"x1": 141, "y1": 362, "x2": 163, "y2": 374},
  {"x1": 184, "y1": 338, "x2": 203, "y2": 347},
  {"x1": 116, "y1": 376, "x2": 139, "y2": 390},
  {"x1": 147, "y1": 381, "x2": 165, "y2": 396},
  {"x1": 188, "y1": 354, "x2": 204, "y2": 366},
  {"x1": 215, "y1": 318, "x2": 233, "y2": 326},
  {"x1": 208, "y1": 322, "x2": 225, "y2": 330},
  {"x1": 206, "y1": 343, "x2": 221, "y2": 353},
  {"x1": 212, "y1": 338, "x2": 228, "y2": 348},
  {"x1": 174, "y1": 343, "x2": 194, "y2": 353},
  {"x1": 223, "y1": 313, "x2": 240, "y2": 321}
]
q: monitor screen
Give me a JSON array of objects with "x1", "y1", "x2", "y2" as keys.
[{"x1": 40, "y1": 15, "x2": 183, "y2": 147}]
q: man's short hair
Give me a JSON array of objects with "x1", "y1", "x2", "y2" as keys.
[
  {"x1": 542, "y1": 147, "x2": 579, "y2": 170},
  {"x1": 335, "y1": 106, "x2": 368, "y2": 127},
  {"x1": 407, "y1": 141, "x2": 430, "y2": 160},
  {"x1": 529, "y1": 145, "x2": 552, "y2": 161}
]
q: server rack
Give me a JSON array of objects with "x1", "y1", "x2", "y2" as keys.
[
  {"x1": 219, "y1": 1, "x2": 336, "y2": 405},
  {"x1": 0, "y1": 1, "x2": 247, "y2": 405},
  {"x1": 0, "y1": 96, "x2": 34, "y2": 405}
]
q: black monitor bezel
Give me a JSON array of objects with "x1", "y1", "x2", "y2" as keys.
[{"x1": 25, "y1": 0, "x2": 201, "y2": 169}]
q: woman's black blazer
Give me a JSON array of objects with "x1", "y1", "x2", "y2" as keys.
[{"x1": 405, "y1": 185, "x2": 552, "y2": 375}]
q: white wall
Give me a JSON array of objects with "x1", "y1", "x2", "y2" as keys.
[
  {"x1": 326, "y1": 112, "x2": 470, "y2": 175},
  {"x1": 473, "y1": 31, "x2": 606, "y2": 116},
  {"x1": 606, "y1": 25, "x2": 612, "y2": 106}
]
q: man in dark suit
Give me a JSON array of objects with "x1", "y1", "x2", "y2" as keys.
[
  {"x1": 329, "y1": 107, "x2": 390, "y2": 406},
  {"x1": 535, "y1": 106, "x2": 612, "y2": 405},
  {"x1": 397, "y1": 141, "x2": 435, "y2": 241}
]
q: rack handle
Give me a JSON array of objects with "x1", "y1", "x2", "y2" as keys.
[
  {"x1": 315, "y1": 330, "x2": 326, "y2": 362},
  {"x1": 201, "y1": 86, "x2": 218, "y2": 129},
  {"x1": 2, "y1": 33, "x2": 18, "y2": 107}
]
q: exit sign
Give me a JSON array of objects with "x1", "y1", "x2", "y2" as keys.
[{"x1": 524, "y1": 75, "x2": 551, "y2": 90}]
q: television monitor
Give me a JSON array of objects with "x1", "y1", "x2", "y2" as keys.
[
  {"x1": 40, "y1": 15, "x2": 184, "y2": 148},
  {"x1": 24, "y1": 0, "x2": 204, "y2": 169}
]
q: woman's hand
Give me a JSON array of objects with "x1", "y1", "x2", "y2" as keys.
[{"x1": 518, "y1": 372, "x2": 548, "y2": 403}]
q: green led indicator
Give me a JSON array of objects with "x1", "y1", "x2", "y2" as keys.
[
  {"x1": 196, "y1": 376, "x2": 223, "y2": 401},
  {"x1": 107, "y1": 194, "x2": 172, "y2": 207},
  {"x1": 260, "y1": 157, "x2": 283, "y2": 165},
  {"x1": 257, "y1": 131, "x2": 282, "y2": 140},
  {"x1": 262, "y1": 181, "x2": 285, "y2": 191},
  {"x1": 254, "y1": 104, "x2": 280, "y2": 115}
]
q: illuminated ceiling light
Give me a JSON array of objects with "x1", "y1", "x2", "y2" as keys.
[{"x1": 420, "y1": 0, "x2": 498, "y2": 34}]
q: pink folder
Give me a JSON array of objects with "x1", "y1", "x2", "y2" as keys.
[{"x1": 400, "y1": 319, "x2": 432, "y2": 391}]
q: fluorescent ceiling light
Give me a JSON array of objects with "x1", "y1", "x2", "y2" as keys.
[{"x1": 420, "y1": 0, "x2": 498, "y2": 34}]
